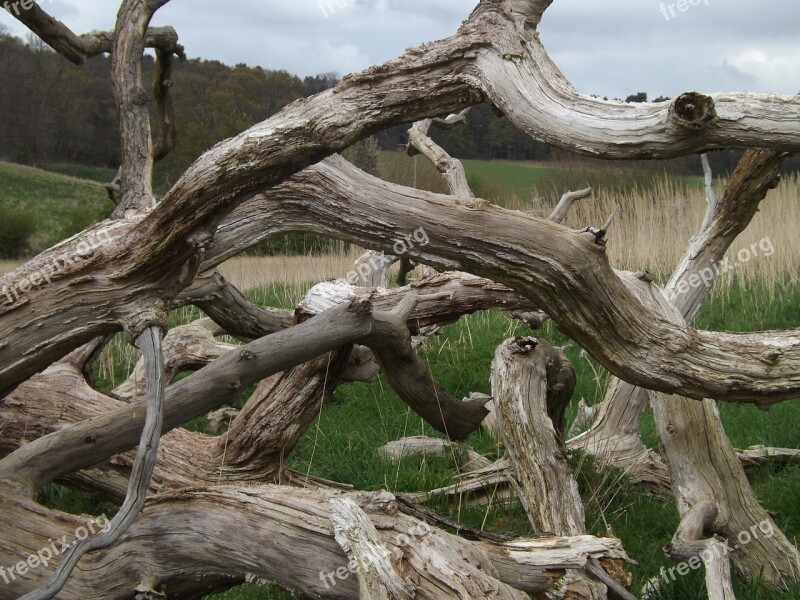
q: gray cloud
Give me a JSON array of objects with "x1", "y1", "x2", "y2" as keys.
[{"x1": 1, "y1": 0, "x2": 798, "y2": 97}]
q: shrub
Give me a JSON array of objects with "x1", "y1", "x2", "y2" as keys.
[{"x1": 0, "y1": 206, "x2": 36, "y2": 258}]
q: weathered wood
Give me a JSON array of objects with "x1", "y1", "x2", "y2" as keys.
[
  {"x1": 178, "y1": 270, "x2": 294, "y2": 340},
  {"x1": 6, "y1": 0, "x2": 181, "y2": 65},
  {"x1": 0, "y1": 302, "x2": 375, "y2": 490},
  {"x1": 492, "y1": 337, "x2": 584, "y2": 535},
  {"x1": 3, "y1": 4, "x2": 800, "y2": 401},
  {"x1": 378, "y1": 436, "x2": 492, "y2": 472},
  {"x1": 408, "y1": 118, "x2": 474, "y2": 197},
  {"x1": 548, "y1": 188, "x2": 593, "y2": 224},
  {"x1": 736, "y1": 445, "x2": 800, "y2": 468},
  {"x1": 568, "y1": 149, "x2": 789, "y2": 495},
  {"x1": 329, "y1": 497, "x2": 415, "y2": 599},
  {"x1": 0, "y1": 483, "x2": 629, "y2": 599},
  {"x1": 2, "y1": 0, "x2": 799, "y2": 595}
]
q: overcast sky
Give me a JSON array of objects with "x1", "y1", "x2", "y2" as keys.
[{"x1": 3, "y1": 0, "x2": 799, "y2": 98}]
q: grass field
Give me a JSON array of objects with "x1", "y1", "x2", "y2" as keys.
[
  {"x1": 0, "y1": 161, "x2": 115, "y2": 253},
  {"x1": 4, "y1": 157, "x2": 800, "y2": 599}
]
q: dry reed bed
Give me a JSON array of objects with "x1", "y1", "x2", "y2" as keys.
[{"x1": 1, "y1": 174, "x2": 797, "y2": 296}]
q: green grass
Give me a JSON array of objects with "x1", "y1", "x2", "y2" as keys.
[
  {"x1": 460, "y1": 158, "x2": 703, "y2": 207},
  {"x1": 41, "y1": 163, "x2": 119, "y2": 185},
  {"x1": 0, "y1": 161, "x2": 115, "y2": 253},
  {"x1": 199, "y1": 280, "x2": 800, "y2": 600}
]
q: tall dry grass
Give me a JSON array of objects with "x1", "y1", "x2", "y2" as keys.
[
  {"x1": 2, "y1": 172, "x2": 797, "y2": 297},
  {"x1": 538, "y1": 174, "x2": 799, "y2": 297}
]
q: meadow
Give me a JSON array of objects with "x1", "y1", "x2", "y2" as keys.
[{"x1": 1, "y1": 156, "x2": 799, "y2": 599}]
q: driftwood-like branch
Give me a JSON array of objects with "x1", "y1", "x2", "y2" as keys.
[
  {"x1": 568, "y1": 149, "x2": 789, "y2": 495},
  {"x1": 378, "y1": 436, "x2": 491, "y2": 472},
  {"x1": 251, "y1": 157, "x2": 800, "y2": 406},
  {"x1": 0, "y1": 288, "x2": 497, "y2": 492},
  {"x1": 297, "y1": 274, "x2": 539, "y2": 334},
  {"x1": 649, "y1": 502, "x2": 736, "y2": 600},
  {"x1": 408, "y1": 119, "x2": 474, "y2": 197},
  {"x1": 351, "y1": 250, "x2": 397, "y2": 287},
  {"x1": 403, "y1": 458, "x2": 513, "y2": 505},
  {"x1": 110, "y1": 0, "x2": 172, "y2": 216},
  {"x1": 700, "y1": 153, "x2": 719, "y2": 231},
  {"x1": 491, "y1": 337, "x2": 584, "y2": 535},
  {"x1": 0, "y1": 302, "x2": 375, "y2": 490},
  {"x1": 1, "y1": 348, "x2": 349, "y2": 500},
  {"x1": 329, "y1": 497, "x2": 416, "y2": 600},
  {"x1": 5, "y1": 155, "x2": 800, "y2": 406},
  {"x1": 8, "y1": 0, "x2": 182, "y2": 66},
  {"x1": 0, "y1": 483, "x2": 630, "y2": 599},
  {"x1": 363, "y1": 292, "x2": 490, "y2": 439},
  {"x1": 736, "y1": 445, "x2": 800, "y2": 468},
  {"x1": 152, "y1": 48, "x2": 177, "y2": 162},
  {"x1": 178, "y1": 270, "x2": 294, "y2": 340},
  {"x1": 473, "y1": 2, "x2": 800, "y2": 158}
]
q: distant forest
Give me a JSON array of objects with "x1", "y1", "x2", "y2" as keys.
[{"x1": 1, "y1": 29, "x2": 796, "y2": 190}]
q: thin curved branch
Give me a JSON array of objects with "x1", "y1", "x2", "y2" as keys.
[
  {"x1": 407, "y1": 118, "x2": 474, "y2": 197},
  {"x1": 548, "y1": 188, "x2": 592, "y2": 224},
  {"x1": 20, "y1": 326, "x2": 165, "y2": 600},
  {"x1": 9, "y1": 0, "x2": 181, "y2": 65}
]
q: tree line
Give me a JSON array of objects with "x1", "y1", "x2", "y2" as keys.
[{"x1": 0, "y1": 28, "x2": 796, "y2": 193}]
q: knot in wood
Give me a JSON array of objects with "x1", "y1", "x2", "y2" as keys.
[
  {"x1": 761, "y1": 348, "x2": 782, "y2": 364},
  {"x1": 239, "y1": 349, "x2": 256, "y2": 362},
  {"x1": 132, "y1": 86, "x2": 150, "y2": 106},
  {"x1": 84, "y1": 434, "x2": 97, "y2": 445},
  {"x1": 637, "y1": 270, "x2": 654, "y2": 283},
  {"x1": 512, "y1": 336, "x2": 538, "y2": 353},
  {"x1": 347, "y1": 297, "x2": 373, "y2": 315},
  {"x1": 583, "y1": 226, "x2": 607, "y2": 246},
  {"x1": 666, "y1": 422, "x2": 677, "y2": 436},
  {"x1": 670, "y1": 92, "x2": 717, "y2": 130}
]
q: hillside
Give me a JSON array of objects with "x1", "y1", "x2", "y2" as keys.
[{"x1": 0, "y1": 161, "x2": 115, "y2": 255}]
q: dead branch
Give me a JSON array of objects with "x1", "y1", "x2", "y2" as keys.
[{"x1": 0, "y1": 483, "x2": 631, "y2": 599}]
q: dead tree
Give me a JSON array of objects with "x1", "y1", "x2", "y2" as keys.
[{"x1": 1, "y1": 1, "x2": 799, "y2": 598}]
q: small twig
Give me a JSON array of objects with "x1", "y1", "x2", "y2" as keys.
[{"x1": 602, "y1": 203, "x2": 623, "y2": 232}]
